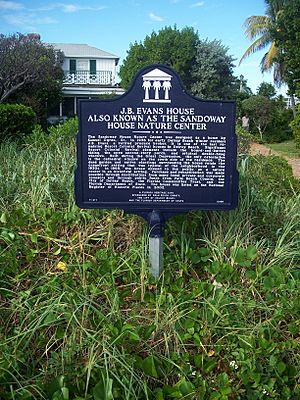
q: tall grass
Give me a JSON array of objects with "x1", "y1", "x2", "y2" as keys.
[
  {"x1": 0, "y1": 124, "x2": 76, "y2": 215},
  {"x1": 1, "y1": 121, "x2": 300, "y2": 399}
]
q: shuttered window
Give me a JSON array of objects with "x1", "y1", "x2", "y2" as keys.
[
  {"x1": 90, "y1": 60, "x2": 96, "y2": 75},
  {"x1": 70, "y1": 59, "x2": 76, "y2": 73}
]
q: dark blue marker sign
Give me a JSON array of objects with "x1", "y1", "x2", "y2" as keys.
[{"x1": 75, "y1": 64, "x2": 238, "y2": 226}]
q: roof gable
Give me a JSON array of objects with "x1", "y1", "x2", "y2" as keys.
[{"x1": 50, "y1": 43, "x2": 119, "y2": 60}]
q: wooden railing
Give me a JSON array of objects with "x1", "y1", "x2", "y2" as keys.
[{"x1": 63, "y1": 70, "x2": 113, "y2": 85}]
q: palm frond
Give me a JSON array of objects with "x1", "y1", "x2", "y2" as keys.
[
  {"x1": 239, "y1": 35, "x2": 271, "y2": 65},
  {"x1": 260, "y1": 50, "x2": 284, "y2": 86},
  {"x1": 260, "y1": 52, "x2": 273, "y2": 73},
  {"x1": 261, "y1": 42, "x2": 279, "y2": 70},
  {"x1": 265, "y1": 0, "x2": 286, "y2": 20},
  {"x1": 243, "y1": 16, "x2": 271, "y2": 40},
  {"x1": 273, "y1": 62, "x2": 285, "y2": 87},
  {"x1": 240, "y1": 2, "x2": 287, "y2": 86}
]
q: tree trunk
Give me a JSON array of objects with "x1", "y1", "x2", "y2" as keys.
[
  {"x1": 0, "y1": 81, "x2": 25, "y2": 103},
  {"x1": 290, "y1": 93, "x2": 297, "y2": 118},
  {"x1": 257, "y1": 124, "x2": 263, "y2": 141}
]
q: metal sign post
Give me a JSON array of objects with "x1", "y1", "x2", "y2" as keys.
[
  {"x1": 148, "y1": 210, "x2": 164, "y2": 278},
  {"x1": 75, "y1": 64, "x2": 239, "y2": 278},
  {"x1": 149, "y1": 236, "x2": 163, "y2": 278}
]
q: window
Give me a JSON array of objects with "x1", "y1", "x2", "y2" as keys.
[
  {"x1": 70, "y1": 59, "x2": 76, "y2": 73},
  {"x1": 90, "y1": 60, "x2": 96, "y2": 75}
]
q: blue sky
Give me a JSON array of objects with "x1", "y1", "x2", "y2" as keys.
[{"x1": 0, "y1": 0, "x2": 287, "y2": 95}]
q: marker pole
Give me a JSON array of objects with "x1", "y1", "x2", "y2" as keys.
[{"x1": 148, "y1": 210, "x2": 164, "y2": 278}]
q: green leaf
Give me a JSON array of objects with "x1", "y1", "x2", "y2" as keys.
[
  {"x1": 30, "y1": 232, "x2": 38, "y2": 243},
  {"x1": 194, "y1": 354, "x2": 203, "y2": 369},
  {"x1": 238, "y1": 335, "x2": 254, "y2": 349},
  {"x1": 263, "y1": 276, "x2": 274, "y2": 289},
  {"x1": 93, "y1": 377, "x2": 114, "y2": 400},
  {"x1": 183, "y1": 319, "x2": 194, "y2": 331},
  {"x1": 209, "y1": 392, "x2": 221, "y2": 399},
  {"x1": 142, "y1": 355, "x2": 158, "y2": 378},
  {"x1": 234, "y1": 248, "x2": 246, "y2": 264},
  {"x1": 234, "y1": 248, "x2": 251, "y2": 267},
  {"x1": 45, "y1": 376, "x2": 67, "y2": 399},
  {"x1": 191, "y1": 252, "x2": 202, "y2": 264},
  {"x1": 163, "y1": 385, "x2": 182, "y2": 398},
  {"x1": 249, "y1": 371, "x2": 261, "y2": 384},
  {"x1": 276, "y1": 361, "x2": 286, "y2": 375},
  {"x1": 269, "y1": 355, "x2": 277, "y2": 367},
  {"x1": 220, "y1": 386, "x2": 232, "y2": 395},
  {"x1": 177, "y1": 378, "x2": 194, "y2": 395},
  {"x1": 193, "y1": 332, "x2": 202, "y2": 346},
  {"x1": 245, "y1": 270, "x2": 257, "y2": 280},
  {"x1": 53, "y1": 246, "x2": 62, "y2": 255},
  {"x1": 218, "y1": 372, "x2": 229, "y2": 387},
  {"x1": 210, "y1": 261, "x2": 221, "y2": 275},
  {"x1": 129, "y1": 331, "x2": 140, "y2": 343},
  {"x1": 199, "y1": 247, "x2": 209, "y2": 257},
  {"x1": 154, "y1": 388, "x2": 164, "y2": 400},
  {"x1": 0, "y1": 212, "x2": 7, "y2": 224},
  {"x1": 143, "y1": 324, "x2": 156, "y2": 340},
  {"x1": 1, "y1": 229, "x2": 15, "y2": 241},
  {"x1": 203, "y1": 358, "x2": 217, "y2": 373},
  {"x1": 61, "y1": 387, "x2": 69, "y2": 400},
  {"x1": 246, "y1": 245, "x2": 258, "y2": 261},
  {"x1": 43, "y1": 311, "x2": 57, "y2": 325}
]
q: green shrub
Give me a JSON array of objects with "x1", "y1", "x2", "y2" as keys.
[
  {"x1": 47, "y1": 116, "x2": 78, "y2": 140},
  {"x1": 266, "y1": 107, "x2": 294, "y2": 143},
  {"x1": 236, "y1": 125, "x2": 252, "y2": 155},
  {"x1": 240, "y1": 154, "x2": 300, "y2": 243},
  {"x1": 0, "y1": 103, "x2": 36, "y2": 141},
  {"x1": 245, "y1": 154, "x2": 300, "y2": 198},
  {"x1": 290, "y1": 106, "x2": 300, "y2": 148}
]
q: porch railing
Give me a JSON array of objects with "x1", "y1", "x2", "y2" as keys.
[{"x1": 63, "y1": 70, "x2": 113, "y2": 85}]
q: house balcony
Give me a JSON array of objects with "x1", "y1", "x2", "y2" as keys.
[{"x1": 63, "y1": 70, "x2": 114, "y2": 86}]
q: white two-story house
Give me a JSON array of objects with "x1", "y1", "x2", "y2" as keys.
[{"x1": 50, "y1": 43, "x2": 125, "y2": 119}]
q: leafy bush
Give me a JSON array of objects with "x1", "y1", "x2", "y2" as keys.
[
  {"x1": 25, "y1": 116, "x2": 78, "y2": 148},
  {"x1": 266, "y1": 107, "x2": 294, "y2": 143},
  {"x1": 0, "y1": 103, "x2": 36, "y2": 141},
  {"x1": 242, "y1": 95, "x2": 273, "y2": 140},
  {"x1": 236, "y1": 125, "x2": 252, "y2": 155},
  {"x1": 240, "y1": 95, "x2": 293, "y2": 144},
  {"x1": 47, "y1": 116, "x2": 78, "y2": 140},
  {"x1": 290, "y1": 106, "x2": 300, "y2": 148},
  {"x1": 239, "y1": 154, "x2": 300, "y2": 243},
  {"x1": 244, "y1": 154, "x2": 300, "y2": 198}
]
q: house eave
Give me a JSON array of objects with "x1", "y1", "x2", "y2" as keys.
[{"x1": 62, "y1": 86, "x2": 125, "y2": 96}]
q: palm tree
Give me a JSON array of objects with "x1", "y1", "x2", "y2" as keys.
[
  {"x1": 239, "y1": 0, "x2": 298, "y2": 116},
  {"x1": 239, "y1": 0, "x2": 285, "y2": 86}
]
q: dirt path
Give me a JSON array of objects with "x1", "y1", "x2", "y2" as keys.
[{"x1": 250, "y1": 142, "x2": 300, "y2": 179}]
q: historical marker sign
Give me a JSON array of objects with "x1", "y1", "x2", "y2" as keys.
[{"x1": 75, "y1": 64, "x2": 238, "y2": 217}]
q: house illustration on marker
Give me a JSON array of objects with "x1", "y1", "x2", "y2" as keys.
[{"x1": 142, "y1": 68, "x2": 172, "y2": 103}]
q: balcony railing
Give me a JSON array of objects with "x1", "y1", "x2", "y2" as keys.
[{"x1": 63, "y1": 70, "x2": 113, "y2": 85}]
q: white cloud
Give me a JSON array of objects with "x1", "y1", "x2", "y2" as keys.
[
  {"x1": 0, "y1": 1, "x2": 23, "y2": 10},
  {"x1": 149, "y1": 12, "x2": 163, "y2": 22},
  {"x1": 3, "y1": 12, "x2": 57, "y2": 29},
  {"x1": 61, "y1": 4, "x2": 106, "y2": 13},
  {"x1": 191, "y1": 1, "x2": 204, "y2": 7},
  {"x1": 37, "y1": 3, "x2": 106, "y2": 13},
  {"x1": 1, "y1": 2, "x2": 105, "y2": 30},
  {"x1": 62, "y1": 4, "x2": 78, "y2": 12}
]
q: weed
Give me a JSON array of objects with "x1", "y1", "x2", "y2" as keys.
[{"x1": 0, "y1": 121, "x2": 299, "y2": 399}]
